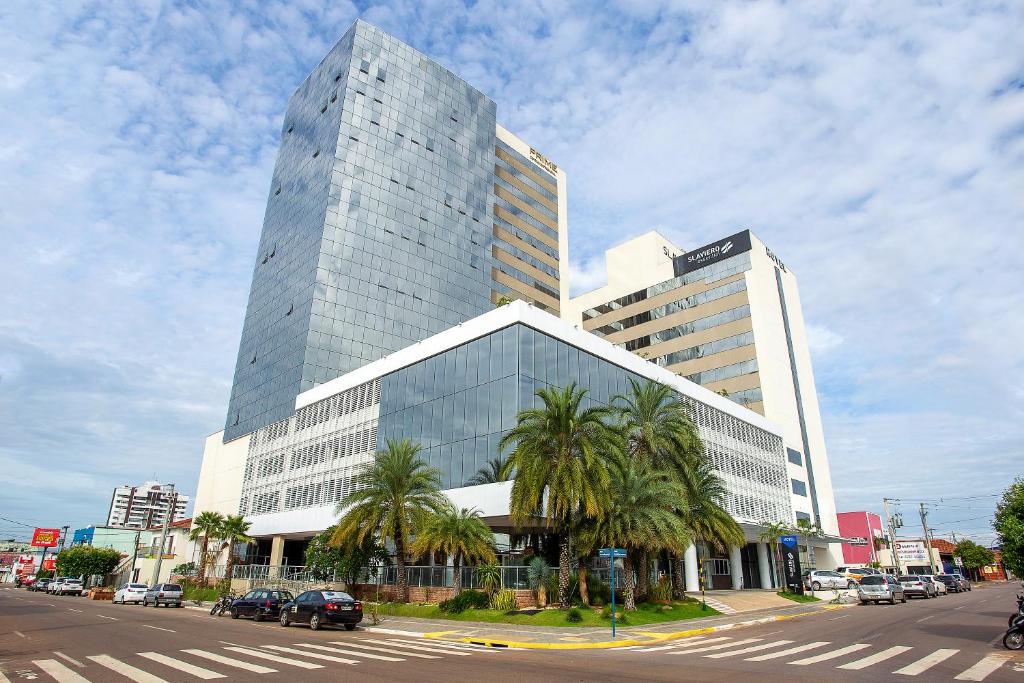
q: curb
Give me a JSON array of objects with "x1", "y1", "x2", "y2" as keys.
[{"x1": 424, "y1": 607, "x2": 829, "y2": 650}]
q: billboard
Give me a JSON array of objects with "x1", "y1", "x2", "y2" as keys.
[
  {"x1": 895, "y1": 541, "x2": 929, "y2": 564},
  {"x1": 673, "y1": 230, "x2": 752, "y2": 276},
  {"x1": 31, "y1": 528, "x2": 60, "y2": 547}
]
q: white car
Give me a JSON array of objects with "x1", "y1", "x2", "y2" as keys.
[
  {"x1": 58, "y1": 578, "x2": 85, "y2": 596},
  {"x1": 114, "y1": 583, "x2": 149, "y2": 604},
  {"x1": 48, "y1": 578, "x2": 68, "y2": 594},
  {"x1": 803, "y1": 570, "x2": 853, "y2": 591},
  {"x1": 920, "y1": 574, "x2": 947, "y2": 595}
]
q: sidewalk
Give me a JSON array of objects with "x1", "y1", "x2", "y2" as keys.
[{"x1": 373, "y1": 600, "x2": 850, "y2": 650}]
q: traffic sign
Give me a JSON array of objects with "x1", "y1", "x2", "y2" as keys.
[{"x1": 599, "y1": 548, "x2": 627, "y2": 558}]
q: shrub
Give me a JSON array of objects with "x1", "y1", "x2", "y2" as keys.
[
  {"x1": 649, "y1": 577, "x2": 672, "y2": 602},
  {"x1": 489, "y1": 588, "x2": 517, "y2": 612},
  {"x1": 565, "y1": 607, "x2": 583, "y2": 623},
  {"x1": 592, "y1": 596, "x2": 605, "y2": 607},
  {"x1": 439, "y1": 590, "x2": 490, "y2": 613},
  {"x1": 585, "y1": 573, "x2": 610, "y2": 605},
  {"x1": 600, "y1": 604, "x2": 629, "y2": 624}
]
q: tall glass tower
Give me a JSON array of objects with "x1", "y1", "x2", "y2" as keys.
[{"x1": 224, "y1": 21, "x2": 499, "y2": 440}]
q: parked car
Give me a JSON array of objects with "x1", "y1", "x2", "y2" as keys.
[
  {"x1": 48, "y1": 578, "x2": 68, "y2": 594},
  {"x1": 114, "y1": 583, "x2": 149, "y2": 604},
  {"x1": 143, "y1": 583, "x2": 183, "y2": 607},
  {"x1": 921, "y1": 574, "x2": 947, "y2": 595},
  {"x1": 835, "y1": 566, "x2": 880, "y2": 584},
  {"x1": 28, "y1": 579, "x2": 50, "y2": 592},
  {"x1": 952, "y1": 573, "x2": 972, "y2": 591},
  {"x1": 57, "y1": 578, "x2": 85, "y2": 596},
  {"x1": 229, "y1": 589, "x2": 294, "y2": 622},
  {"x1": 936, "y1": 574, "x2": 962, "y2": 593},
  {"x1": 803, "y1": 570, "x2": 855, "y2": 591},
  {"x1": 857, "y1": 574, "x2": 907, "y2": 605},
  {"x1": 279, "y1": 590, "x2": 363, "y2": 631},
  {"x1": 899, "y1": 575, "x2": 936, "y2": 598}
]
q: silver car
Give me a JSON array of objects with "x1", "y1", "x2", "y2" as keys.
[
  {"x1": 858, "y1": 574, "x2": 907, "y2": 605},
  {"x1": 804, "y1": 570, "x2": 853, "y2": 591},
  {"x1": 143, "y1": 583, "x2": 183, "y2": 607},
  {"x1": 899, "y1": 574, "x2": 936, "y2": 598}
]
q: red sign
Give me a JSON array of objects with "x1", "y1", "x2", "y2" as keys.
[
  {"x1": 31, "y1": 528, "x2": 60, "y2": 547},
  {"x1": 43, "y1": 559, "x2": 56, "y2": 571}
]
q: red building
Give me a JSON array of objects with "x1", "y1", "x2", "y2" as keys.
[{"x1": 837, "y1": 511, "x2": 885, "y2": 565}]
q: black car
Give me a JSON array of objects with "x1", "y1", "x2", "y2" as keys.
[
  {"x1": 230, "y1": 589, "x2": 294, "y2": 622},
  {"x1": 936, "y1": 574, "x2": 962, "y2": 593},
  {"x1": 279, "y1": 590, "x2": 363, "y2": 631}
]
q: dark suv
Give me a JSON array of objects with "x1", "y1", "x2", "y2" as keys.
[
  {"x1": 935, "y1": 574, "x2": 962, "y2": 593},
  {"x1": 230, "y1": 589, "x2": 294, "y2": 622}
]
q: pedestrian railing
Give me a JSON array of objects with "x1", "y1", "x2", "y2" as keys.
[{"x1": 208, "y1": 563, "x2": 530, "y2": 589}]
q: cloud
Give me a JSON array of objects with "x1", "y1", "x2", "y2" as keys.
[{"x1": 0, "y1": 1, "x2": 1021, "y2": 541}]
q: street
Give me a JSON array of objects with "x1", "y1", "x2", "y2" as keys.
[{"x1": 1, "y1": 583, "x2": 1022, "y2": 682}]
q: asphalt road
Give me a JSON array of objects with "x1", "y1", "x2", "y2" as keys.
[{"x1": 1, "y1": 582, "x2": 1021, "y2": 682}]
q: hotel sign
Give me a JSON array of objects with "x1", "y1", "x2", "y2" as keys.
[
  {"x1": 529, "y1": 147, "x2": 558, "y2": 176},
  {"x1": 674, "y1": 230, "x2": 752, "y2": 276}
]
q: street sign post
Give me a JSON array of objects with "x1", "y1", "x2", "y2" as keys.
[
  {"x1": 599, "y1": 548, "x2": 627, "y2": 637},
  {"x1": 780, "y1": 535, "x2": 804, "y2": 595}
]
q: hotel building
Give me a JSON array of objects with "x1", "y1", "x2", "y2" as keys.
[{"x1": 565, "y1": 230, "x2": 842, "y2": 555}]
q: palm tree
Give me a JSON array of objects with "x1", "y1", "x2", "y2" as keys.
[
  {"x1": 613, "y1": 378, "x2": 703, "y2": 600},
  {"x1": 189, "y1": 511, "x2": 225, "y2": 586},
  {"x1": 411, "y1": 505, "x2": 496, "y2": 596},
  {"x1": 219, "y1": 514, "x2": 254, "y2": 583},
  {"x1": 758, "y1": 520, "x2": 792, "y2": 590},
  {"x1": 579, "y1": 453, "x2": 691, "y2": 610},
  {"x1": 677, "y1": 455, "x2": 744, "y2": 594},
  {"x1": 500, "y1": 383, "x2": 620, "y2": 608},
  {"x1": 332, "y1": 438, "x2": 446, "y2": 603},
  {"x1": 475, "y1": 563, "x2": 501, "y2": 598},
  {"x1": 466, "y1": 456, "x2": 511, "y2": 486}
]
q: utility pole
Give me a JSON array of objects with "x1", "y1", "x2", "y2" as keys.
[
  {"x1": 129, "y1": 529, "x2": 141, "y2": 583},
  {"x1": 919, "y1": 504, "x2": 938, "y2": 574},
  {"x1": 883, "y1": 498, "x2": 903, "y2": 575},
  {"x1": 57, "y1": 525, "x2": 70, "y2": 552},
  {"x1": 150, "y1": 484, "x2": 175, "y2": 586}
]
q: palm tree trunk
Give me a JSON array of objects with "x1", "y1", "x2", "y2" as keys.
[
  {"x1": 672, "y1": 553, "x2": 685, "y2": 600},
  {"x1": 452, "y1": 553, "x2": 462, "y2": 597},
  {"x1": 198, "y1": 533, "x2": 209, "y2": 586},
  {"x1": 577, "y1": 561, "x2": 589, "y2": 606},
  {"x1": 395, "y1": 532, "x2": 408, "y2": 603},
  {"x1": 558, "y1": 532, "x2": 571, "y2": 608},
  {"x1": 623, "y1": 554, "x2": 636, "y2": 611},
  {"x1": 225, "y1": 551, "x2": 236, "y2": 583},
  {"x1": 635, "y1": 550, "x2": 650, "y2": 602}
]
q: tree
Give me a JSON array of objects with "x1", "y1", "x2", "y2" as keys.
[
  {"x1": 219, "y1": 514, "x2": 254, "y2": 583},
  {"x1": 475, "y1": 563, "x2": 501, "y2": 598},
  {"x1": 677, "y1": 454, "x2": 744, "y2": 591},
  {"x1": 500, "y1": 383, "x2": 620, "y2": 608},
  {"x1": 332, "y1": 438, "x2": 446, "y2": 603},
  {"x1": 411, "y1": 505, "x2": 496, "y2": 596},
  {"x1": 189, "y1": 510, "x2": 225, "y2": 586},
  {"x1": 466, "y1": 456, "x2": 512, "y2": 486},
  {"x1": 54, "y1": 546, "x2": 122, "y2": 579},
  {"x1": 757, "y1": 520, "x2": 793, "y2": 590},
  {"x1": 994, "y1": 478, "x2": 1024, "y2": 578},
  {"x1": 954, "y1": 539, "x2": 994, "y2": 575},
  {"x1": 613, "y1": 378, "x2": 702, "y2": 600},
  {"x1": 305, "y1": 525, "x2": 387, "y2": 584},
  {"x1": 578, "y1": 453, "x2": 691, "y2": 610}
]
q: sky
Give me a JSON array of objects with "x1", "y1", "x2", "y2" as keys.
[{"x1": 1, "y1": 1, "x2": 1022, "y2": 547}]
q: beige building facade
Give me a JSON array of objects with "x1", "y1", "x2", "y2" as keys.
[{"x1": 565, "y1": 230, "x2": 840, "y2": 548}]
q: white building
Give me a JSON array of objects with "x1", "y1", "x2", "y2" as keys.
[{"x1": 106, "y1": 482, "x2": 189, "y2": 530}]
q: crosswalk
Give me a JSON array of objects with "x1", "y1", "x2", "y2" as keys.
[
  {"x1": 12, "y1": 639, "x2": 505, "y2": 683},
  {"x1": 627, "y1": 635, "x2": 1015, "y2": 680}
]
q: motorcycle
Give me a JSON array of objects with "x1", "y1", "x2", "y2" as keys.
[
  {"x1": 1009, "y1": 590, "x2": 1024, "y2": 628},
  {"x1": 210, "y1": 593, "x2": 235, "y2": 616},
  {"x1": 1005, "y1": 612, "x2": 1023, "y2": 650}
]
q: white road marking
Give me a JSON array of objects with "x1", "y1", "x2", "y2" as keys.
[
  {"x1": 67, "y1": 609, "x2": 82, "y2": 613},
  {"x1": 181, "y1": 649, "x2": 276, "y2": 674},
  {"x1": 829, "y1": 614, "x2": 849, "y2": 621},
  {"x1": 141, "y1": 625, "x2": 175, "y2": 633},
  {"x1": 670, "y1": 638, "x2": 762, "y2": 655},
  {"x1": 361, "y1": 627, "x2": 426, "y2": 636},
  {"x1": 954, "y1": 654, "x2": 1009, "y2": 681},
  {"x1": 14, "y1": 631, "x2": 27, "y2": 638},
  {"x1": 137, "y1": 653, "x2": 225, "y2": 680},
  {"x1": 789, "y1": 643, "x2": 872, "y2": 665},
  {"x1": 222, "y1": 647, "x2": 322, "y2": 669},
  {"x1": 838, "y1": 645, "x2": 913, "y2": 670},
  {"x1": 705, "y1": 640, "x2": 794, "y2": 659},
  {"x1": 33, "y1": 660, "x2": 89, "y2": 683},
  {"x1": 895, "y1": 649, "x2": 960, "y2": 676},
  {"x1": 260, "y1": 645, "x2": 358, "y2": 665},
  {"x1": 96, "y1": 615, "x2": 117, "y2": 621},
  {"x1": 917, "y1": 615, "x2": 935, "y2": 623},
  {"x1": 634, "y1": 636, "x2": 713, "y2": 653},
  {"x1": 385, "y1": 638, "x2": 496, "y2": 653},
  {"x1": 87, "y1": 655, "x2": 170, "y2": 683},
  {"x1": 291, "y1": 643, "x2": 404, "y2": 662},
  {"x1": 746, "y1": 641, "x2": 831, "y2": 661},
  {"x1": 977, "y1": 600, "x2": 987, "y2": 604},
  {"x1": 371, "y1": 640, "x2": 473, "y2": 656},
  {"x1": 328, "y1": 641, "x2": 440, "y2": 659},
  {"x1": 53, "y1": 653, "x2": 84, "y2": 668},
  {"x1": 955, "y1": 606, "x2": 965, "y2": 610}
]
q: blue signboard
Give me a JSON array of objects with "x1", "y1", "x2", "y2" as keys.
[
  {"x1": 599, "y1": 548, "x2": 627, "y2": 558},
  {"x1": 780, "y1": 535, "x2": 798, "y2": 548}
]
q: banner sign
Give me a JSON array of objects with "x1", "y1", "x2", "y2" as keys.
[
  {"x1": 31, "y1": 528, "x2": 60, "y2": 548},
  {"x1": 895, "y1": 541, "x2": 928, "y2": 564},
  {"x1": 674, "y1": 230, "x2": 752, "y2": 276},
  {"x1": 780, "y1": 536, "x2": 804, "y2": 594}
]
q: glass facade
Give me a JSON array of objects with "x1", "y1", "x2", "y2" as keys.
[
  {"x1": 225, "y1": 20, "x2": 498, "y2": 440},
  {"x1": 239, "y1": 320, "x2": 792, "y2": 526}
]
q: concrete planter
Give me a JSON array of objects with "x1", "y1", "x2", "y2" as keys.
[{"x1": 88, "y1": 589, "x2": 114, "y2": 601}]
